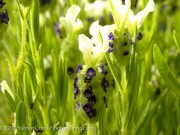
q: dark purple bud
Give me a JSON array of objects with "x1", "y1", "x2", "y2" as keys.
[
  {"x1": 87, "y1": 17, "x2": 94, "y2": 23},
  {"x1": 109, "y1": 42, "x2": 114, "y2": 48},
  {"x1": 99, "y1": 65, "x2": 107, "y2": 75},
  {"x1": 74, "y1": 87, "x2": 79, "y2": 99},
  {"x1": 0, "y1": 10, "x2": 9, "y2": 24},
  {"x1": 99, "y1": 16, "x2": 105, "y2": 24},
  {"x1": 123, "y1": 42, "x2": 128, "y2": 46},
  {"x1": 75, "y1": 64, "x2": 83, "y2": 74},
  {"x1": 84, "y1": 77, "x2": 91, "y2": 83},
  {"x1": 108, "y1": 32, "x2": 114, "y2": 40},
  {"x1": 84, "y1": 90, "x2": 93, "y2": 98},
  {"x1": 101, "y1": 77, "x2": 110, "y2": 88},
  {"x1": 124, "y1": 51, "x2": 129, "y2": 56},
  {"x1": 86, "y1": 109, "x2": 96, "y2": 118},
  {"x1": 76, "y1": 102, "x2": 80, "y2": 110},
  {"x1": 83, "y1": 103, "x2": 92, "y2": 113},
  {"x1": 88, "y1": 95, "x2": 96, "y2": 105},
  {"x1": 109, "y1": 13, "x2": 114, "y2": 22},
  {"x1": 137, "y1": 32, "x2": 142, "y2": 40},
  {"x1": 86, "y1": 68, "x2": 96, "y2": 79},
  {"x1": 0, "y1": 0, "x2": 6, "y2": 8},
  {"x1": 54, "y1": 21, "x2": 61, "y2": 36},
  {"x1": 73, "y1": 77, "x2": 78, "y2": 88},
  {"x1": 40, "y1": 0, "x2": 51, "y2": 5},
  {"x1": 67, "y1": 66, "x2": 74, "y2": 75},
  {"x1": 107, "y1": 47, "x2": 114, "y2": 53}
]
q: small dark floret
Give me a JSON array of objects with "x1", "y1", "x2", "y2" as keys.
[
  {"x1": 108, "y1": 32, "x2": 114, "y2": 40},
  {"x1": 0, "y1": 0, "x2": 6, "y2": 8},
  {"x1": 84, "y1": 90, "x2": 93, "y2": 98},
  {"x1": 0, "y1": 10, "x2": 9, "y2": 24},
  {"x1": 86, "y1": 68, "x2": 96, "y2": 79},
  {"x1": 88, "y1": 95, "x2": 96, "y2": 106},
  {"x1": 99, "y1": 65, "x2": 107, "y2": 75},
  {"x1": 73, "y1": 77, "x2": 78, "y2": 88},
  {"x1": 54, "y1": 21, "x2": 61, "y2": 36},
  {"x1": 101, "y1": 77, "x2": 110, "y2": 92},
  {"x1": 75, "y1": 64, "x2": 83, "y2": 74},
  {"x1": 107, "y1": 47, "x2": 114, "y2": 53},
  {"x1": 83, "y1": 103, "x2": 92, "y2": 113},
  {"x1": 109, "y1": 42, "x2": 114, "y2": 48},
  {"x1": 67, "y1": 67, "x2": 74, "y2": 75},
  {"x1": 137, "y1": 32, "x2": 143, "y2": 40},
  {"x1": 40, "y1": 0, "x2": 51, "y2": 5},
  {"x1": 124, "y1": 51, "x2": 129, "y2": 56},
  {"x1": 74, "y1": 87, "x2": 79, "y2": 99},
  {"x1": 87, "y1": 17, "x2": 94, "y2": 23},
  {"x1": 123, "y1": 42, "x2": 128, "y2": 46},
  {"x1": 86, "y1": 109, "x2": 96, "y2": 118}
]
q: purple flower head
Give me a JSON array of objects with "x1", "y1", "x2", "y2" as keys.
[
  {"x1": 0, "y1": 10, "x2": 9, "y2": 24},
  {"x1": 86, "y1": 68, "x2": 96, "y2": 79},
  {"x1": 0, "y1": 0, "x2": 6, "y2": 8},
  {"x1": 74, "y1": 87, "x2": 79, "y2": 99},
  {"x1": 108, "y1": 32, "x2": 114, "y2": 40}
]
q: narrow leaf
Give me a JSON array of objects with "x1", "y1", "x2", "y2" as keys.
[
  {"x1": 133, "y1": 100, "x2": 151, "y2": 135},
  {"x1": 153, "y1": 44, "x2": 180, "y2": 97},
  {"x1": 173, "y1": 30, "x2": 180, "y2": 52}
]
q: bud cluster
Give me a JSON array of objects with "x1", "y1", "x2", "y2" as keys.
[{"x1": 74, "y1": 64, "x2": 114, "y2": 122}]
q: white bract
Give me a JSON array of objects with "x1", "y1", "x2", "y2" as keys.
[
  {"x1": 78, "y1": 21, "x2": 115, "y2": 66},
  {"x1": 84, "y1": 0, "x2": 110, "y2": 18},
  {"x1": 60, "y1": 5, "x2": 83, "y2": 35},
  {"x1": 109, "y1": 0, "x2": 155, "y2": 36}
]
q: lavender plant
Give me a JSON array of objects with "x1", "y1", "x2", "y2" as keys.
[{"x1": 0, "y1": 0, "x2": 180, "y2": 135}]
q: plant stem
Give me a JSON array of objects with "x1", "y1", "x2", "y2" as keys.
[{"x1": 87, "y1": 123, "x2": 96, "y2": 135}]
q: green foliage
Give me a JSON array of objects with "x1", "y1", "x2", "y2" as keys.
[{"x1": 0, "y1": 0, "x2": 180, "y2": 135}]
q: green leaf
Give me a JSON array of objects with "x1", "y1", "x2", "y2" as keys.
[
  {"x1": 133, "y1": 89, "x2": 168, "y2": 135},
  {"x1": 126, "y1": 54, "x2": 141, "y2": 128},
  {"x1": 173, "y1": 30, "x2": 180, "y2": 52},
  {"x1": 153, "y1": 44, "x2": 180, "y2": 97},
  {"x1": 133, "y1": 100, "x2": 151, "y2": 135},
  {"x1": 178, "y1": 126, "x2": 180, "y2": 135},
  {"x1": 4, "y1": 91, "x2": 16, "y2": 112},
  {"x1": 105, "y1": 53, "x2": 122, "y2": 90},
  {"x1": 30, "y1": 0, "x2": 40, "y2": 45},
  {"x1": 16, "y1": 101, "x2": 30, "y2": 135}
]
